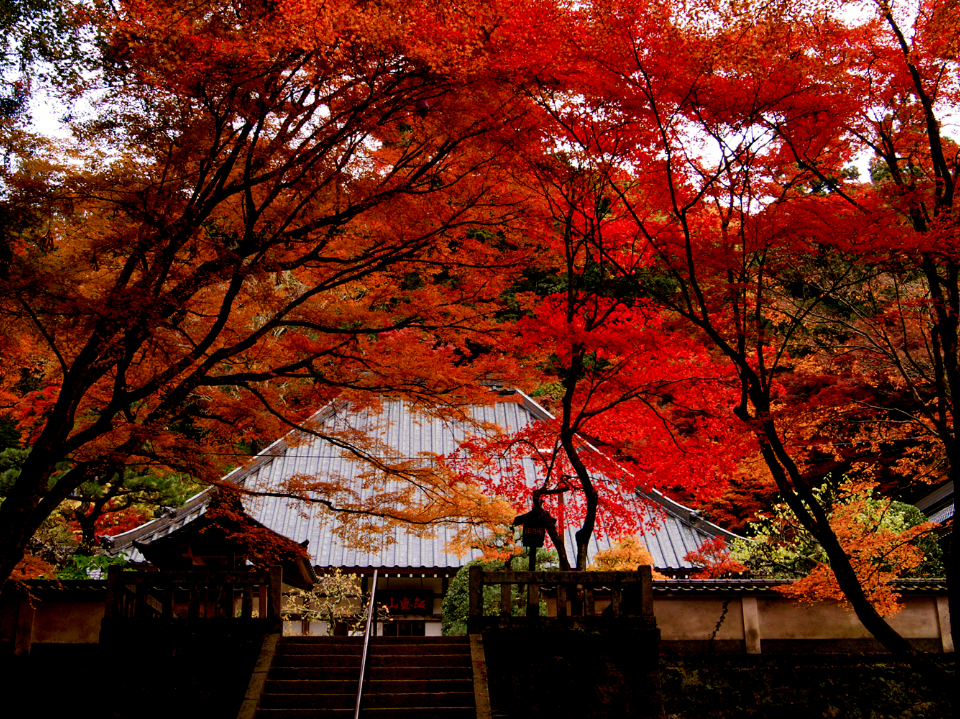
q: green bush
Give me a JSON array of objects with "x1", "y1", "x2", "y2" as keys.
[{"x1": 442, "y1": 549, "x2": 556, "y2": 635}]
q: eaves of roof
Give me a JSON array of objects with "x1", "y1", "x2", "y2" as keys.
[
  {"x1": 652, "y1": 577, "x2": 949, "y2": 595},
  {"x1": 914, "y1": 480, "x2": 954, "y2": 513},
  {"x1": 1, "y1": 579, "x2": 108, "y2": 597},
  {"x1": 929, "y1": 504, "x2": 954, "y2": 525}
]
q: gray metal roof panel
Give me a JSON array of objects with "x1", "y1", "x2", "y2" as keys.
[
  {"x1": 914, "y1": 480, "x2": 954, "y2": 512},
  {"x1": 929, "y1": 503, "x2": 954, "y2": 524},
  {"x1": 108, "y1": 391, "x2": 730, "y2": 571}
]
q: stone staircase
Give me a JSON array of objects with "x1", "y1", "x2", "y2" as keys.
[{"x1": 254, "y1": 635, "x2": 476, "y2": 718}]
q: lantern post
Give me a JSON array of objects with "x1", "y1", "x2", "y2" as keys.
[
  {"x1": 513, "y1": 502, "x2": 551, "y2": 572},
  {"x1": 513, "y1": 502, "x2": 553, "y2": 618}
]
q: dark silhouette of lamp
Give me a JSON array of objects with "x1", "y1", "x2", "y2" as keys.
[{"x1": 513, "y1": 501, "x2": 551, "y2": 572}]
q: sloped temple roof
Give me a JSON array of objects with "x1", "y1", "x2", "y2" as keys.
[{"x1": 107, "y1": 390, "x2": 739, "y2": 572}]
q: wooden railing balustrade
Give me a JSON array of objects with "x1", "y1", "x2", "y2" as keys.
[
  {"x1": 467, "y1": 566, "x2": 653, "y2": 632},
  {"x1": 103, "y1": 566, "x2": 282, "y2": 627}
]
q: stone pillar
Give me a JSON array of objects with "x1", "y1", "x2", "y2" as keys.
[
  {"x1": 741, "y1": 596, "x2": 761, "y2": 654},
  {"x1": 936, "y1": 595, "x2": 953, "y2": 653},
  {"x1": 14, "y1": 597, "x2": 35, "y2": 657}
]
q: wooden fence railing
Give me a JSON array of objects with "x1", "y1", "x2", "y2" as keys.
[
  {"x1": 103, "y1": 566, "x2": 282, "y2": 627},
  {"x1": 468, "y1": 566, "x2": 653, "y2": 632}
]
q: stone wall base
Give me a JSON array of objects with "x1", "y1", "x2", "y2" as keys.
[{"x1": 482, "y1": 626, "x2": 664, "y2": 719}]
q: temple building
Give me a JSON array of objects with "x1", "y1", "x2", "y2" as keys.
[{"x1": 105, "y1": 389, "x2": 741, "y2": 636}]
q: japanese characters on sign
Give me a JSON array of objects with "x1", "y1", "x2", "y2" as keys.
[{"x1": 376, "y1": 591, "x2": 434, "y2": 615}]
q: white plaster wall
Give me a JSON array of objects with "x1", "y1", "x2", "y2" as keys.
[
  {"x1": 655, "y1": 594, "x2": 947, "y2": 645},
  {"x1": 654, "y1": 597, "x2": 746, "y2": 641},
  {"x1": 756, "y1": 595, "x2": 939, "y2": 640},
  {"x1": 34, "y1": 601, "x2": 105, "y2": 643}
]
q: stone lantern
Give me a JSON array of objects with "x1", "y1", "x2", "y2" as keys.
[{"x1": 513, "y1": 502, "x2": 552, "y2": 571}]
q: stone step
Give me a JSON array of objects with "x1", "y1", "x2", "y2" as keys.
[
  {"x1": 256, "y1": 708, "x2": 474, "y2": 718},
  {"x1": 261, "y1": 690, "x2": 476, "y2": 710},
  {"x1": 279, "y1": 636, "x2": 467, "y2": 645},
  {"x1": 265, "y1": 678, "x2": 473, "y2": 694},
  {"x1": 271, "y1": 653, "x2": 471, "y2": 669},
  {"x1": 276, "y1": 643, "x2": 469, "y2": 656},
  {"x1": 279, "y1": 636, "x2": 364, "y2": 644},
  {"x1": 274, "y1": 645, "x2": 363, "y2": 657},
  {"x1": 257, "y1": 636, "x2": 476, "y2": 719},
  {"x1": 268, "y1": 665, "x2": 472, "y2": 681}
]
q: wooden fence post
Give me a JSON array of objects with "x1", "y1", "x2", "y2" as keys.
[
  {"x1": 241, "y1": 585, "x2": 254, "y2": 619},
  {"x1": 526, "y1": 575, "x2": 539, "y2": 618},
  {"x1": 611, "y1": 584, "x2": 622, "y2": 617},
  {"x1": 14, "y1": 598, "x2": 35, "y2": 657},
  {"x1": 162, "y1": 582, "x2": 174, "y2": 621},
  {"x1": 189, "y1": 583, "x2": 200, "y2": 619},
  {"x1": 268, "y1": 566, "x2": 283, "y2": 629},
  {"x1": 556, "y1": 584, "x2": 567, "y2": 618},
  {"x1": 469, "y1": 565, "x2": 482, "y2": 621},
  {"x1": 638, "y1": 565, "x2": 653, "y2": 616},
  {"x1": 218, "y1": 580, "x2": 234, "y2": 618},
  {"x1": 104, "y1": 565, "x2": 123, "y2": 619}
]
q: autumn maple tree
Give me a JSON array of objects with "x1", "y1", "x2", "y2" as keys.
[
  {"x1": 2, "y1": 0, "x2": 954, "y2": 671},
  {"x1": 444, "y1": 153, "x2": 750, "y2": 570},
  {"x1": 537, "y1": 0, "x2": 956, "y2": 655},
  {"x1": 590, "y1": 536, "x2": 667, "y2": 577},
  {"x1": 0, "y1": 0, "x2": 559, "y2": 584},
  {"x1": 682, "y1": 537, "x2": 748, "y2": 580},
  {"x1": 726, "y1": 479, "x2": 941, "y2": 615}
]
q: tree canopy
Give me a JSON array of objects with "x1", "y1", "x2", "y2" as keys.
[
  {"x1": 0, "y1": 0, "x2": 956, "y2": 659},
  {"x1": 0, "y1": 0, "x2": 552, "y2": 581}
]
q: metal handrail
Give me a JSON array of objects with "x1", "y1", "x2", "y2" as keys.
[{"x1": 354, "y1": 568, "x2": 378, "y2": 719}]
